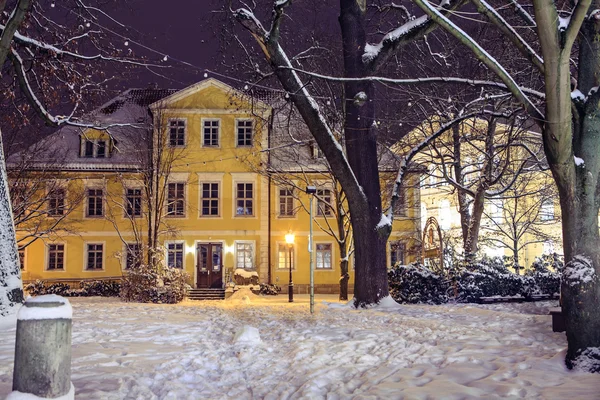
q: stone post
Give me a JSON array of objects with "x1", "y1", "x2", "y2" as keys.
[{"x1": 8, "y1": 294, "x2": 74, "y2": 400}]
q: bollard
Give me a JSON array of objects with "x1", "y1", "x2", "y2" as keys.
[{"x1": 8, "y1": 294, "x2": 74, "y2": 400}]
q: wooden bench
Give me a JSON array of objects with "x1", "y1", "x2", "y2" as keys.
[{"x1": 549, "y1": 307, "x2": 566, "y2": 332}]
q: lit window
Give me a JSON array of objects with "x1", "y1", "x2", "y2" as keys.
[
  {"x1": 316, "y1": 243, "x2": 332, "y2": 269},
  {"x1": 125, "y1": 188, "x2": 142, "y2": 217},
  {"x1": 167, "y1": 183, "x2": 185, "y2": 216},
  {"x1": 489, "y1": 199, "x2": 503, "y2": 224},
  {"x1": 47, "y1": 244, "x2": 65, "y2": 270},
  {"x1": 390, "y1": 241, "x2": 406, "y2": 267},
  {"x1": 277, "y1": 243, "x2": 295, "y2": 269},
  {"x1": 201, "y1": 183, "x2": 219, "y2": 216},
  {"x1": 540, "y1": 199, "x2": 554, "y2": 221},
  {"x1": 236, "y1": 242, "x2": 254, "y2": 269},
  {"x1": 438, "y1": 199, "x2": 451, "y2": 230},
  {"x1": 316, "y1": 189, "x2": 332, "y2": 217},
  {"x1": 167, "y1": 242, "x2": 184, "y2": 268},
  {"x1": 168, "y1": 119, "x2": 186, "y2": 147},
  {"x1": 87, "y1": 189, "x2": 104, "y2": 217},
  {"x1": 86, "y1": 244, "x2": 103, "y2": 270},
  {"x1": 203, "y1": 119, "x2": 220, "y2": 147},
  {"x1": 236, "y1": 119, "x2": 253, "y2": 147},
  {"x1": 48, "y1": 188, "x2": 66, "y2": 216},
  {"x1": 279, "y1": 188, "x2": 294, "y2": 217},
  {"x1": 236, "y1": 183, "x2": 253, "y2": 216}
]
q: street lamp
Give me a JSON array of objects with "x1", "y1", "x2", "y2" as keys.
[
  {"x1": 306, "y1": 185, "x2": 317, "y2": 314},
  {"x1": 285, "y1": 231, "x2": 295, "y2": 302}
]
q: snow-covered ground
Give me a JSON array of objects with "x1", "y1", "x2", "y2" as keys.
[{"x1": 0, "y1": 293, "x2": 598, "y2": 399}]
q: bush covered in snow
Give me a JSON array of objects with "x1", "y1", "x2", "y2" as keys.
[
  {"x1": 121, "y1": 264, "x2": 190, "y2": 304},
  {"x1": 24, "y1": 280, "x2": 121, "y2": 297},
  {"x1": 388, "y1": 263, "x2": 449, "y2": 304},
  {"x1": 457, "y1": 257, "x2": 525, "y2": 302},
  {"x1": 524, "y1": 256, "x2": 561, "y2": 296},
  {"x1": 259, "y1": 283, "x2": 281, "y2": 296}
]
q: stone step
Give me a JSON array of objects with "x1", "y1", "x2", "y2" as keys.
[{"x1": 188, "y1": 289, "x2": 225, "y2": 301}]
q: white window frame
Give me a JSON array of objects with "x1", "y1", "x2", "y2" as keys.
[
  {"x1": 167, "y1": 118, "x2": 187, "y2": 148},
  {"x1": 81, "y1": 137, "x2": 109, "y2": 158},
  {"x1": 124, "y1": 187, "x2": 143, "y2": 218},
  {"x1": 235, "y1": 118, "x2": 254, "y2": 147},
  {"x1": 201, "y1": 118, "x2": 221, "y2": 148},
  {"x1": 46, "y1": 243, "x2": 66, "y2": 272},
  {"x1": 278, "y1": 186, "x2": 295, "y2": 218},
  {"x1": 234, "y1": 182, "x2": 255, "y2": 217},
  {"x1": 200, "y1": 181, "x2": 221, "y2": 217},
  {"x1": 234, "y1": 240, "x2": 255, "y2": 270},
  {"x1": 540, "y1": 199, "x2": 555, "y2": 221},
  {"x1": 276, "y1": 241, "x2": 296, "y2": 270},
  {"x1": 85, "y1": 187, "x2": 104, "y2": 218},
  {"x1": 316, "y1": 187, "x2": 333, "y2": 217},
  {"x1": 166, "y1": 182, "x2": 187, "y2": 218},
  {"x1": 315, "y1": 242, "x2": 334, "y2": 270},
  {"x1": 84, "y1": 242, "x2": 105, "y2": 271},
  {"x1": 48, "y1": 187, "x2": 67, "y2": 217},
  {"x1": 123, "y1": 242, "x2": 142, "y2": 270},
  {"x1": 165, "y1": 240, "x2": 186, "y2": 269}
]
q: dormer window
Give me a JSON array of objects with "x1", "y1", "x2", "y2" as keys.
[{"x1": 81, "y1": 138, "x2": 109, "y2": 158}]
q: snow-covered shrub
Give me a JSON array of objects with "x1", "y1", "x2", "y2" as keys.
[
  {"x1": 388, "y1": 263, "x2": 449, "y2": 304},
  {"x1": 79, "y1": 280, "x2": 121, "y2": 297},
  {"x1": 259, "y1": 283, "x2": 281, "y2": 295},
  {"x1": 234, "y1": 268, "x2": 259, "y2": 285},
  {"x1": 457, "y1": 256, "x2": 523, "y2": 302},
  {"x1": 24, "y1": 280, "x2": 46, "y2": 296},
  {"x1": 563, "y1": 255, "x2": 597, "y2": 288},
  {"x1": 121, "y1": 264, "x2": 190, "y2": 304},
  {"x1": 525, "y1": 257, "x2": 561, "y2": 296}
]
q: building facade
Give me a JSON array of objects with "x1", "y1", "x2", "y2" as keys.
[{"x1": 13, "y1": 78, "x2": 421, "y2": 293}]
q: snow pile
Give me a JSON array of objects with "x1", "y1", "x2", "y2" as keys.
[
  {"x1": 5, "y1": 383, "x2": 75, "y2": 400},
  {"x1": 18, "y1": 295, "x2": 72, "y2": 321},
  {"x1": 232, "y1": 325, "x2": 261, "y2": 345},
  {"x1": 563, "y1": 255, "x2": 597, "y2": 287},
  {"x1": 234, "y1": 269, "x2": 258, "y2": 279},
  {"x1": 375, "y1": 213, "x2": 391, "y2": 230},
  {"x1": 572, "y1": 347, "x2": 600, "y2": 373},
  {"x1": 571, "y1": 89, "x2": 585, "y2": 102},
  {"x1": 226, "y1": 287, "x2": 259, "y2": 304},
  {"x1": 574, "y1": 156, "x2": 585, "y2": 167}
]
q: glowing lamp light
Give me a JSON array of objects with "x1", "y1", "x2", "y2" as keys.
[{"x1": 285, "y1": 232, "x2": 295, "y2": 245}]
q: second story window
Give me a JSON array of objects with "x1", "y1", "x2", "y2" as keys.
[
  {"x1": 236, "y1": 183, "x2": 253, "y2": 216},
  {"x1": 316, "y1": 188, "x2": 333, "y2": 217},
  {"x1": 393, "y1": 187, "x2": 407, "y2": 217},
  {"x1": 87, "y1": 189, "x2": 104, "y2": 217},
  {"x1": 167, "y1": 183, "x2": 185, "y2": 216},
  {"x1": 125, "y1": 188, "x2": 142, "y2": 217},
  {"x1": 279, "y1": 188, "x2": 294, "y2": 217},
  {"x1": 201, "y1": 183, "x2": 219, "y2": 216},
  {"x1": 168, "y1": 119, "x2": 186, "y2": 147},
  {"x1": 203, "y1": 119, "x2": 220, "y2": 147},
  {"x1": 236, "y1": 119, "x2": 253, "y2": 147},
  {"x1": 48, "y1": 188, "x2": 66, "y2": 216}
]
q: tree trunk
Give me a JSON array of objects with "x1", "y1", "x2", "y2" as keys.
[
  {"x1": 513, "y1": 239, "x2": 519, "y2": 275},
  {"x1": 0, "y1": 129, "x2": 24, "y2": 316},
  {"x1": 340, "y1": 0, "x2": 389, "y2": 306}
]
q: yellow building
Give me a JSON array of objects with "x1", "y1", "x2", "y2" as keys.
[{"x1": 12, "y1": 78, "x2": 421, "y2": 294}]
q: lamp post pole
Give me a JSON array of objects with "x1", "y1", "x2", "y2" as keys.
[
  {"x1": 306, "y1": 186, "x2": 316, "y2": 314},
  {"x1": 285, "y1": 232, "x2": 295, "y2": 303}
]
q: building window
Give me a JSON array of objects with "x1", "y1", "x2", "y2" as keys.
[
  {"x1": 438, "y1": 199, "x2": 451, "y2": 230},
  {"x1": 125, "y1": 243, "x2": 141, "y2": 270},
  {"x1": 236, "y1": 119, "x2": 253, "y2": 147},
  {"x1": 167, "y1": 183, "x2": 185, "y2": 217},
  {"x1": 236, "y1": 183, "x2": 253, "y2": 216},
  {"x1": 201, "y1": 183, "x2": 219, "y2": 216},
  {"x1": 390, "y1": 241, "x2": 406, "y2": 267},
  {"x1": 48, "y1": 188, "x2": 66, "y2": 216},
  {"x1": 489, "y1": 199, "x2": 503, "y2": 224},
  {"x1": 393, "y1": 187, "x2": 407, "y2": 217},
  {"x1": 168, "y1": 119, "x2": 186, "y2": 147},
  {"x1": 96, "y1": 140, "x2": 106, "y2": 158},
  {"x1": 18, "y1": 249, "x2": 25, "y2": 270},
  {"x1": 203, "y1": 119, "x2": 220, "y2": 147},
  {"x1": 82, "y1": 139, "x2": 109, "y2": 158},
  {"x1": 86, "y1": 243, "x2": 103, "y2": 270},
  {"x1": 316, "y1": 243, "x2": 332, "y2": 269},
  {"x1": 47, "y1": 244, "x2": 65, "y2": 270},
  {"x1": 279, "y1": 188, "x2": 294, "y2": 217},
  {"x1": 235, "y1": 242, "x2": 254, "y2": 269},
  {"x1": 277, "y1": 243, "x2": 295, "y2": 269},
  {"x1": 125, "y1": 188, "x2": 142, "y2": 217},
  {"x1": 87, "y1": 189, "x2": 104, "y2": 217},
  {"x1": 84, "y1": 140, "x2": 94, "y2": 157},
  {"x1": 316, "y1": 188, "x2": 332, "y2": 217},
  {"x1": 540, "y1": 199, "x2": 554, "y2": 221},
  {"x1": 311, "y1": 142, "x2": 324, "y2": 159},
  {"x1": 166, "y1": 242, "x2": 184, "y2": 268}
]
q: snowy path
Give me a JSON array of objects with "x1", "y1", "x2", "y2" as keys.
[{"x1": 0, "y1": 295, "x2": 598, "y2": 399}]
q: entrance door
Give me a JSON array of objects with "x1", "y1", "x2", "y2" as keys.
[{"x1": 196, "y1": 243, "x2": 223, "y2": 288}]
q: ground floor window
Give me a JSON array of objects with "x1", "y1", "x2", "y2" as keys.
[
  {"x1": 125, "y1": 243, "x2": 142, "y2": 270},
  {"x1": 86, "y1": 243, "x2": 104, "y2": 270},
  {"x1": 390, "y1": 241, "x2": 406, "y2": 267},
  {"x1": 277, "y1": 243, "x2": 295, "y2": 269},
  {"x1": 316, "y1": 243, "x2": 332, "y2": 269},
  {"x1": 236, "y1": 242, "x2": 254, "y2": 269},
  {"x1": 167, "y1": 242, "x2": 184, "y2": 268},
  {"x1": 18, "y1": 249, "x2": 25, "y2": 270},
  {"x1": 47, "y1": 244, "x2": 65, "y2": 270}
]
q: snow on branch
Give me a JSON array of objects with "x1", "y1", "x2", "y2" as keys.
[
  {"x1": 414, "y1": 0, "x2": 544, "y2": 121},
  {"x1": 282, "y1": 66, "x2": 545, "y2": 99}
]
